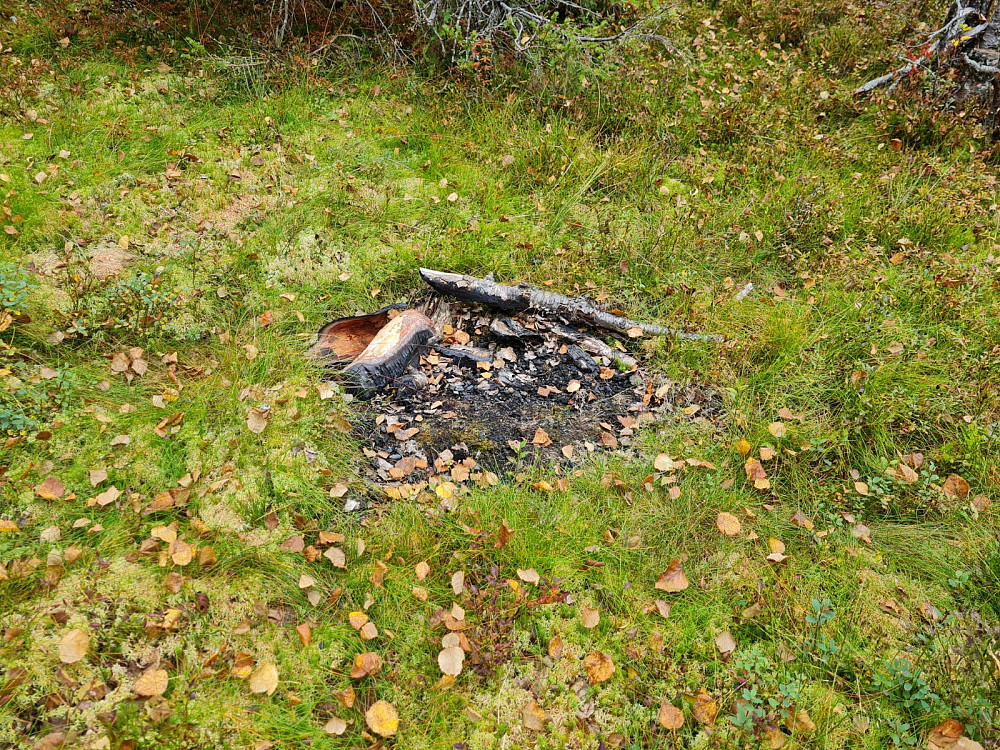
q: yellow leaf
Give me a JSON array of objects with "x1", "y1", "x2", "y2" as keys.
[
  {"x1": 583, "y1": 650, "x2": 615, "y2": 684},
  {"x1": 248, "y1": 662, "x2": 279, "y2": 696},
  {"x1": 715, "y1": 512, "x2": 741, "y2": 536},
  {"x1": 365, "y1": 699, "x2": 399, "y2": 737},
  {"x1": 134, "y1": 668, "x2": 169, "y2": 697}
]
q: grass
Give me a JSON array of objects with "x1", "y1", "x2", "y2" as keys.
[{"x1": 1, "y1": 0, "x2": 999, "y2": 748}]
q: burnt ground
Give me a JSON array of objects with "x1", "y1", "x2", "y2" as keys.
[{"x1": 348, "y1": 302, "x2": 722, "y2": 497}]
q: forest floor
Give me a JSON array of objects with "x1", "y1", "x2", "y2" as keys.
[{"x1": 1, "y1": 0, "x2": 999, "y2": 748}]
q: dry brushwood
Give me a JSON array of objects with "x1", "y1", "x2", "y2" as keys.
[
  {"x1": 418, "y1": 268, "x2": 720, "y2": 341},
  {"x1": 856, "y1": 0, "x2": 1000, "y2": 123}
]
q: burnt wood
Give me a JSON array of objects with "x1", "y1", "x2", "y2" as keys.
[{"x1": 342, "y1": 309, "x2": 435, "y2": 394}]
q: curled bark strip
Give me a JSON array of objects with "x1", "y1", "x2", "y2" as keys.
[
  {"x1": 342, "y1": 310, "x2": 435, "y2": 394},
  {"x1": 419, "y1": 268, "x2": 719, "y2": 340}
]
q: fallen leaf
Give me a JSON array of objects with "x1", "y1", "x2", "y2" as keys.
[
  {"x1": 692, "y1": 688, "x2": 718, "y2": 725},
  {"x1": 655, "y1": 560, "x2": 689, "y2": 593},
  {"x1": 89, "y1": 469, "x2": 108, "y2": 487},
  {"x1": 58, "y1": 629, "x2": 90, "y2": 663},
  {"x1": 580, "y1": 603, "x2": 600, "y2": 629},
  {"x1": 854, "y1": 481, "x2": 869, "y2": 496},
  {"x1": 134, "y1": 668, "x2": 169, "y2": 697},
  {"x1": 350, "y1": 652, "x2": 383, "y2": 678},
  {"x1": 247, "y1": 409, "x2": 268, "y2": 434},
  {"x1": 942, "y1": 474, "x2": 970, "y2": 499},
  {"x1": 735, "y1": 438, "x2": 752, "y2": 456},
  {"x1": 583, "y1": 651, "x2": 615, "y2": 684},
  {"x1": 35, "y1": 476, "x2": 65, "y2": 500},
  {"x1": 745, "y1": 458, "x2": 770, "y2": 489},
  {"x1": 322, "y1": 717, "x2": 348, "y2": 736},
  {"x1": 522, "y1": 700, "x2": 547, "y2": 731},
  {"x1": 365, "y1": 700, "x2": 399, "y2": 737},
  {"x1": 927, "y1": 720, "x2": 965, "y2": 750},
  {"x1": 248, "y1": 663, "x2": 279, "y2": 696},
  {"x1": 658, "y1": 702, "x2": 684, "y2": 730},
  {"x1": 790, "y1": 511, "x2": 814, "y2": 530},
  {"x1": 517, "y1": 568, "x2": 540, "y2": 585},
  {"x1": 548, "y1": 635, "x2": 563, "y2": 659},
  {"x1": 451, "y1": 570, "x2": 465, "y2": 595},
  {"x1": 785, "y1": 709, "x2": 816, "y2": 733},
  {"x1": 532, "y1": 428, "x2": 552, "y2": 447},
  {"x1": 654, "y1": 599, "x2": 672, "y2": 618},
  {"x1": 654, "y1": 454, "x2": 678, "y2": 472},
  {"x1": 324, "y1": 547, "x2": 346, "y2": 568},
  {"x1": 438, "y1": 646, "x2": 465, "y2": 676},
  {"x1": 715, "y1": 631, "x2": 736, "y2": 660},
  {"x1": 415, "y1": 561, "x2": 430, "y2": 580},
  {"x1": 716, "y1": 512, "x2": 741, "y2": 536},
  {"x1": 95, "y1": 486, "x2": 121, "y2": 507},
  {"x1": 768, "y1": 421, "x2": 787, "y2": 438}
]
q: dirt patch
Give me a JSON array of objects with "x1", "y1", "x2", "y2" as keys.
[
  {"x1": 206, "y1": 194, "x2": 278, "y2": 236},
  {"x1": 349, "y1": 302, "x2": 722, "y2": 495},
  {"x1": 88, "y1": 242, "x2": 135, "y2": 280}
]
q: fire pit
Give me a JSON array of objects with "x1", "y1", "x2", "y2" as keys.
[{"x1": 309, "y1": 270, "x2": 722, "y2": 501}]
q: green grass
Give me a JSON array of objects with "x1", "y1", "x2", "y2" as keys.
[{"x1": 1, "y1": 1, "x2": 999, "y2": 748}]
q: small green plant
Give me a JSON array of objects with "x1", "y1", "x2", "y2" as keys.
[
  {"x1": 874, "y1": 658, "x2": 940, "y2": 715},
  {"x1": 884, "y1": 718, "x2": 918, "y2": 748},
  {"x1": 0, "y1": 263, "x2": 38, "y2": 316}
]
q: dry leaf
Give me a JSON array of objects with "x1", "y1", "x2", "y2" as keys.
[
  {"x1": 654, "y1": 454, "x2": 678, "y2": 472},
  {"x1": 692, "y1": 688, "x2": 718, "y2": 725},
  {"x1": 580, "y1": 603, "x2": 600, "y2": 629},
  {"x1": 942, "y1": 474, "x2": 970, "y2": 499},
  {"x1": 531, "y1": 428, "x2": 552, "y2": 447},
  {"x1": 785, "y1": 709, "x2": 816, "y2": 733},
  {"x1": 548, "y1": 635, "x2": 563, "y2": 659},
  {"x1": 415, "y1": 561, "x2": 430, "y2": 580},
  {"x1": 247, "y1": 409, "x2": 268, "y2": 434},
  {"x1": 517, "y1": 568, "x2": 540, "y2": 585},
  {"x1": 716, "y1": 512, "x2": 741, "y2": 536},
  {"x1": 350, "y1": 652, "x2": 383, "y2": 678},
  {"x1": 522, "y1": 700, "x2": 547, "y2": 731},
  {"x1": 365, "y1": 700, "x2": 399, "y2": 737},
  {"x1": 583, "y1": 651, "x2": 615, "y2": 684},
  {"x1": 927, "y1": 720, "x2": 965, "y2": 750},
  {"x1": 89, "y1": 469, "x2": 108, "y2": 487},
  {"x1": 35, "y1": 476, "x2": 65, "y2": 500},
  {"x1": 451, "y1": 570, "x2": 465, "y2": 595},
  {"x1": 735, "y1": 438, "x2": 752, "y2": 456},
  {"x1": 322, "y1": 717, "x2": 348, "y2": 736},
  {"x1": 438, "y1": 646, "x2": 465, "y2": 676},
  {"x1": 790, "y1": 511, "x2": 814, "y2": 530},
  {"x1": 324, "y1": 547, "x2": 346, "y2": 569},
  {"x1": 134, "y1": 668, "x2": 169, "y2": 697},
  {"x1": 658, "y1": 702, "x2": 684, "y2": 730},
  {"x1": 248, "y1": 663, "x2": 279, "y2": 696},
  {"x1": 768, "y1": 421, "x2": 787, "y2": 438},
  {"x1": 655, "y1": 559, "x2": 689, "y2": 593},
  {"x1": 745, "y1": 458, "x2": 770, "y2": 489},
  {"x1": 715, "y1": 631, "x2": 736, "y2": 660},
  {"x1": 654, "y1": 599, "x2": 672, "y2": 618},
  {"x1": 58, "y1": 628, "x2": 90, "y2": 664}
]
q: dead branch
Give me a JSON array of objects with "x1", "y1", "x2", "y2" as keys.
[
  {"x1": 418, "y1": 268, "x2": 721, "y2": 341},
  {"x1": 856, "y1": 0, "x2": 1000, "y2": 117}
]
